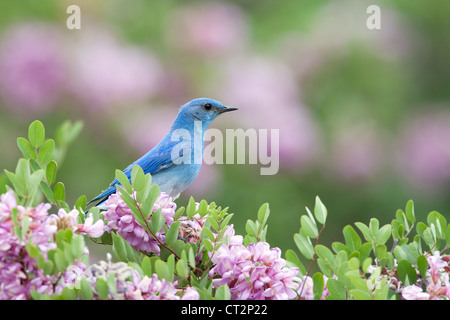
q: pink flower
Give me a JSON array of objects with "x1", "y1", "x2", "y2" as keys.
[
  {"x1": 0, "y1": 190, "x2": 90, "y2": 299},
  {"x1": 47, "y1": 208, "x2": 104, "y2": 238},
  {"x1": 0, "y1": 22, "x2": 65, "y2": 113},
  {"x1": 329, "y1": 124, "x2": 384, "y2": 182},
  {"x1": 79, "y1": 213, "x2": 105, "y2": 238},
  {"x1": 64, "y1": 261, "x2": 87, "y2": 286},
  {"x1": 67, "y1": 25, "x2": 163, "y2": 111},
  {"x1": 169, "y1": 2, "x2": 248, "y2": 57},
  {"x1": 103, "y1": 189, "x2": 176, "y2": 254},
  {"x1": 397, "y1": 110, "x2": 450, "y2": 192},
  {"x1": 209, "y1": 226, "x2": 300, "y2": 300},
  {"x1": 402, "y1": 285, "x2": 430, "y2": 300},
  {"x1": 0, "y1": 190, "x2": 17, "y2": 218},
  {"x1": 125, "y1": 272, "x2": 198, "y2": 300},
  {"x1": 181, "y1": 287, "x2": 200, "y2": 300},
  {"x1": 427, "y1": 251, "x2": 448, "y2": 284}
]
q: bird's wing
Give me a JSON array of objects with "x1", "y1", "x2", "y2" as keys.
[
  {"x1": 87, "y1": 139, "x2": 188, "y2": 208},
  {"x1": 123, "y1": 139, "x2": 188, "y2": 181}
]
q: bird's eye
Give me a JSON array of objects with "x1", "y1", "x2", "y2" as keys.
[{"x1": 204, "y1": 103, "x2": 212, "y2": 110}]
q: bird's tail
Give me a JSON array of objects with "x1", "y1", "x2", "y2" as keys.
[{"x1": 85, "y1": 185, "x2": 117, "y2": 215}]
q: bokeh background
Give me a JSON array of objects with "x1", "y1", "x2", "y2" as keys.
[{"x1": 0, "y1": 0, "x2": 449, "y2": 257}]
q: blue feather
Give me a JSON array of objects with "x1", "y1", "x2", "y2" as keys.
[{"x1": 86, "y1": 98, "x2": 237, "y2": 211}]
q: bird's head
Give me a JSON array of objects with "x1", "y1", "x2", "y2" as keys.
[{"x1": 179, "y1": 98, "x2": 238, "y2": 125}]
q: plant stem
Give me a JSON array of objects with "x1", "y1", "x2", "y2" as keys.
[{"x1": 298, "y1": 224, "x2": 326, "y2": 299}]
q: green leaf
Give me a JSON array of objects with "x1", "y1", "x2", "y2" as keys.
[
  {"x1": 301, "y1": 215, "x2": 318, "y2": 238},
  {"x1": 405, "y1": 200, "x2": 416, "y2": 225},
  {"x1": 294, "y1": 233, "x2": 314, "y2": 260},
  {"x1": 96, "y1": 278, "x2": 109, "y2": 300},
  {"x1": 80, "y1": 279, "x2": 93, "y2": 300},
  {"x1": 154, "y1": 260, "x2": 172, "y2": 282},
  {"x1": 187, "y1": 246, "x2": 196, "y2": 268},
  {"x1": 28, "y1": 120, "x2": 45, "y2": 148},
  {"x1": 207, "y1": 216, "x2": 219, "y2": 231},
  {"x1": 446, "y1": 224, "x2": 450, "y2": 247},
  {"x1": 245, "y1": 219, "x2": 258, "y2": 237},
  {"x1": 165, "y1": 221, "x2": 181, "y2": 247},
  {"x1": 17, "y1": 137, "x2": 36, "y2": 160},
  {"x1": 396, "y1": 210, "x2": 409, "y2": 231},
  {"x1": 397, "y1": 259, "x2": 417, "y2": 285},
  {"x1": 45, "y1": 160, "x2": 58, "y2": 185},
  {"x1": 39, "y1": 181, "x2": 53, "y2": 203},
  {"x1": 285, "y1": 249, "x2": 307, "y2": 275},
  {"x1": 54, "y1": 249, "x2": 68, "y2": 272},
  {"x1": 114, "y1": 169, "x2": 132, "y2": 194},
  {"x1": 391, "y1": 220, "x2": 404, "y2": 239},
  {"x1": 112, "y1": 233, "x2": 127, "y2": 262},
  {"x1": 0, "y1": 173, "x2": 8, "y2": 194},
  {"x1": 75, "y1": 195, "x2": 87, "y2": 212},
  {"x1": 140, "y1": 184, "x2": 160, "y2": 219},
  {"x1": 21, "y1": 216, "x2": 30, "y2": 241},
  {"x1": 26, "y1": 243, "x2": 40, "y2": 258},
  {"x1": 141, "y1": 256, "x2": 152, "y2": 277},
  {"x1": 326, "y1": 279, "x2": 347, "y2": 300},
  {"x1": 37, "y1": 139, "x2": 55, "y2": 164},
  {"x1": 355, "y1": 222, "x2": 372, "y2": 242},
  {"x1": 60, "y1": 287, "x2": 77, "y2": 300},
  {"x1": 350, "y1": 289, "x2": 372, "y2": 300},
  {"x1": 220, "y1": 213, "x2": 234, "y2": 231},
  {"x1": 215, "y1": 285, "x2": 231, "y2": 300},
  {"x1": 150, "y1": 209, "x2": 165, "y2": 234},
  {"x1": 197, "y1": 199, "x2": 208, "y2": 217},
  {"x1": 131, "y1": 165, "x2": 146, "y2": 191},
  {"x1": 107, "y1": 273, "x2": 117, "y2": 297},
  {"x1": 375, "y1": 244, "x2": 387, "y2": 261},
  {"x1": 166, "y1": 254, "x2": 175, "y2": 282},
  {"x1": 27, "y1": 169, "x2": 45, "y2": 205},
  {"x1": 203, "y1": 238, "x2": 214, "y2": 252},
  {"x1": 315, "y1": 245, "x2": 334, "y2": 265},
  {"x1": 53, "y1": 182, "x2": 65, "y2": 203},
  {"x1": 416, "y1": 222, "x2": 427, "y2": 239},
  {"x1": 427, "y1": 211, "x2": 447, "y2": 239},
  {"x1": 343, "y1": 225, "x2": 362, "y2": 252},
  {"x1": 174, "y1": 207, "x2": 185, "y2": 220},
  {"x1": 257, "y1": 203, "x2": 270, "y2": 226},
  {"x1": 186, "y1": 196, "x2": 196, "y2": 218},
  {"x1": 312, "y1": 272, "x2": 324, "y2": 300},
  {"x1": 369, "y1": 218, "x2": 380, "y2": 237},
  {"x1": 176, "y1": 259, "x2": 190, "y2": 279},
  {"x1": 362, "y1": 257, "x2": 372, "y2": 273},
  {"x1": 201, "y1": 227, "x2": 215, "y2": 242},
  {"x1": 375, "y1": 225, "x2": 392, "y2": 245},
  {"x1": 314, "y1": 196, "x2": 327, "y2": 225},
  {"x1": 416, "y1": 255, "x2": 428, "y2": 280}
]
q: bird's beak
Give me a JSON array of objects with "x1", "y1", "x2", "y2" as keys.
[{"x1": 218, "y1": 106, "x2": 238, "y2": 114}]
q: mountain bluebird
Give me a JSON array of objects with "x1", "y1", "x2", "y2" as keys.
[{"x1": 87, "y1": 98, "x2": 237, "y2": 208}]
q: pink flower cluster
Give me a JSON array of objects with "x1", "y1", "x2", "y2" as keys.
[
  {"x1": 125, "y1": 271, "x2": 199, "y2": 300},
  {"x1": 0, "y1": 190, "x2": 103, "y2": 300},
  {"x1": 209, "y1": 226, "x2": 300, "y2": 300},
  {"x1": 402, "y1": 251, "x2": 450, "y2": 300},
  {"x1": 102, "y1": 189, "x2": 176, "y2": 254}
]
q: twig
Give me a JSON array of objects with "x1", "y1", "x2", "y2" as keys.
[{"x1": 298, "y1": 224, "x2": 326, "y2": 299}]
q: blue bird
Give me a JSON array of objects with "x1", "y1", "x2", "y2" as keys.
[{"x1": 87, "y1": 98, "x2": 237, "y2": 208}]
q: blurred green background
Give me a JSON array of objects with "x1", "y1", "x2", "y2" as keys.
[{"x1": 0, "y1": 0, "x2": 449, "y2": 258}]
